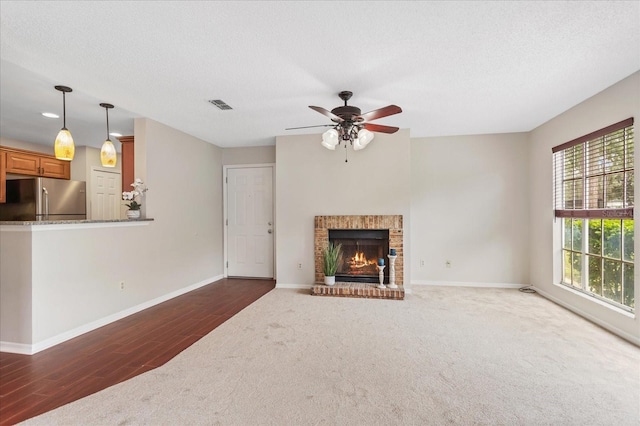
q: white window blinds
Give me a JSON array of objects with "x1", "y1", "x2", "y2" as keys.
[{"x1": 553, "y1": 118, "x2": 634, "y2": 219}]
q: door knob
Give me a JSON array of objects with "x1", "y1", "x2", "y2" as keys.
[
  {"x1": 268, "y1": 221, "x2": 272, "y2": 226},
  {"x1": 268, "y1": 229, "x2": 272, "y2": 234}
]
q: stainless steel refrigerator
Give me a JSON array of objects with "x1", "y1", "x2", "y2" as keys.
[{"x1": 0, "y1": 177, "x2": 87, "y2": 221}]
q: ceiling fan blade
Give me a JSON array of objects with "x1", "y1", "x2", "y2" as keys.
[
  {"x1": 309, "y1": 106, "x2": 344, "y2": 122},
  {"x1": 285, "y1": 124, "x2": 335, "y2": 130},
  {"x1": 360, "y1": 105, "x2": 402, "y2": 122},
  {"x1": 362, "y1": 123, "x2": 399, "y2": 134}
]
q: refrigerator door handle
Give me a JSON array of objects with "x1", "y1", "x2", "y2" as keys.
[{"x1": 42, "y1": 187, "x2": 49, "y2": 220}]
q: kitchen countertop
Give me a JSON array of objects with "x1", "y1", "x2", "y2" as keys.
[{"x1": 0, "y1": 218, "x2": 154, "y2": 225}]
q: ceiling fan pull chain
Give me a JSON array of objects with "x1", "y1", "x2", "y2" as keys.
[{"x1": 345, "y1": 143, "x2": 348, "y2": 163}]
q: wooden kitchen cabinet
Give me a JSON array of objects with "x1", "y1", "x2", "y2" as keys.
[
  {"x1": 0, "y1": 151, "x2": 6, "y2": 203},
  {"x1": 1, "y1": 147, "x2": 70, "y2": 180},
  {"x1": 119, "y1": 135, "x2": 135, "y2": 193},
  {"x1": 39, "y1": 156, "x2": 70, "y2": 178}
]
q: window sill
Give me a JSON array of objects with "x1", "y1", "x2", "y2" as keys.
[{"x1": 553, "y1": 282, "x2": 635, "y2": 319}]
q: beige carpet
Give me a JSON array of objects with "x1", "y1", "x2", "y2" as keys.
[{"x1": 23, "y1": 286, "x2": 640, "y2": 425}]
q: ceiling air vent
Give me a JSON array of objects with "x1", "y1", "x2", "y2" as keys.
[{"x1": 208, "y1": 99, "x2": 233, "y2": 110}]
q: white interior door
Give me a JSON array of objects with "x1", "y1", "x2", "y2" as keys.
[
  {"x1": 91, "y1": 169, "x2": 121, "y2": 220},
  {"x1": 227, "y1": 166, "x2": 274, "y2": 278}
]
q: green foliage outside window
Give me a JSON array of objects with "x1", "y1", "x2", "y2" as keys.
[{"x1": 563, "y1": 218, "x2": 634, "y2": 309}]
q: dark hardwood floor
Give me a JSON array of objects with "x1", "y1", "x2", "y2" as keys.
[{"x1": 0, "y1": 278, "x2": 275, "y2": 426}]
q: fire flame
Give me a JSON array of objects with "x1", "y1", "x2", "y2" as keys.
[{"x1": 350, "y1": 251, "x2": 375, "y2": 269}]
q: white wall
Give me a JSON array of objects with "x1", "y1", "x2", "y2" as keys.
[
  {"x1": 411, "y1": 133, "x2": 530, "y2": 286},
  {"x1": 134, "y1": 118, "x2": 225, "y2": 297},
  {"x1": 275, "y1": 130, "x2": 411, "y2": 286},
  {"x1": 0, "y1": 229, "x2": 32, "y2": 347},
  {"x1": 222, "y1": 146, "x2": 275, "y2": 165},
  {"x1": 29, "y1": 223, "x2": 153, "y2": 345},
  {"x1": 528, "y1": 71, "x2": 639, "y2": 344}
]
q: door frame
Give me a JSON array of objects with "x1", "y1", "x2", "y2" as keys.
[{"x1": 223, "y1": 163, "x2": 276, "y2": 279}]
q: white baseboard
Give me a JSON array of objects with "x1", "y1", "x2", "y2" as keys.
[
  {"x1": 275, "y1": 283, "x2": 311, "y2": 289},
  {"x1": 412, "y1": 280, "x2": 525, "y2": 289},
  {"x1": 0, "y1": 274, "x2": 224, "y2": 355},
  {"x1": 0, "y1": 341, "x2": 32, "y2": 355},
  {"x1": 533, "y1": 286, "x2": 640, "y2": 347}
]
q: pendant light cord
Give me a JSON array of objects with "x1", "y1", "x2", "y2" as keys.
[
  {"x1": 105, "y1": 107, "x2": 110, "y2": 139},
  {"x1": 62, "y1": 91, "x2": 67, "y2": 130}
]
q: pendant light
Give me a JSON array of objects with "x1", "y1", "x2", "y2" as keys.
[
  {"x1": 53, "y1": 85, "x2": 75, "y2": 161},
  {"x1": 99, "y1": 103, "x2": 117, "y2": 167}
]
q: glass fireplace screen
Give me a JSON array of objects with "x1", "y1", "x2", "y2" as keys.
[{"x1": 328, "y1": 229, "x2": 389, "y2": 283}]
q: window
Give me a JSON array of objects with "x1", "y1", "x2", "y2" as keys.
[{"x1": 553, "y1": 118, "x2": 634, "y2": 311}]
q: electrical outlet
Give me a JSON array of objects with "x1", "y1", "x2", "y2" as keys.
[
  {"x1": 446, "y1": 260, "x2": 452, "y2": 268},
  {"x1": 120, "y1": 281, "x2": 125, "y2": 290},
  {"x1": 420, "y1": 260, "x2": 425, "y2": 267},
  {"x1": 297, "y1": 263, "x2": 302, "y2": 269}
]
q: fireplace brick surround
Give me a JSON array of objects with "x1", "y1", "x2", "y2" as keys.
[{"x1": 313, "y1": 215, "x2": 404, "y2": 299}]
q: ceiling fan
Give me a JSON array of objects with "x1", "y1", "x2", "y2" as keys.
[{"x1": 286, "y1": 91, "x2": 402, "y2": 158}]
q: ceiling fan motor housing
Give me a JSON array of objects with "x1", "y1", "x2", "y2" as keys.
[{"x1": 331, "y1": 106, "x2": 362, "y2": 122}]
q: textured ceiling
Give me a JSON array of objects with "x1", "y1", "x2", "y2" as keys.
[{"x1": 1, "y1": 1, "x2": 638, "y2": 151}]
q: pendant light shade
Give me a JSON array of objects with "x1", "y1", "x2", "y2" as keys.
[
  {"x1": 99, "y1": 103, "x2": 117, "y2": 167},
  {"x1": 53, "y1": 85, "x2": 75, "y2": 161},
  {"x1": 101, "y1": 140, "x2": 116, "y2": 167}
]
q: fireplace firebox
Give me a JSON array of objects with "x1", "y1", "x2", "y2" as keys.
[{"x1": 328, "y1": 229, "x2": 389, "y2": 284}]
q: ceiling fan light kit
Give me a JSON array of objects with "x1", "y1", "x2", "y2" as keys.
[
  {"x1": 321, "y1": 128, "x2": 339, "y2": 150},
  {"x1": 355, "y1": 128, "x2": 374, "y2": 148},
  {"x1": 53, "y1": 85, "x2": 75, "y2": 161},
  {"x1": 287, "y1": 91, "x2": 402, "y2": 162}
]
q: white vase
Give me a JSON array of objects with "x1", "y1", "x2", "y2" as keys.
[
  {"x1": 324, "y1": 276, "x2": 335, "y2": 286},
  {"x1": 127, "y1": 209, "x2": 141, "y2": 219}
]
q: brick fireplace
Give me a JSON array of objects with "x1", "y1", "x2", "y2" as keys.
[{"x1": 313, "y1": 215, "x2": 404, "y2": 299}]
